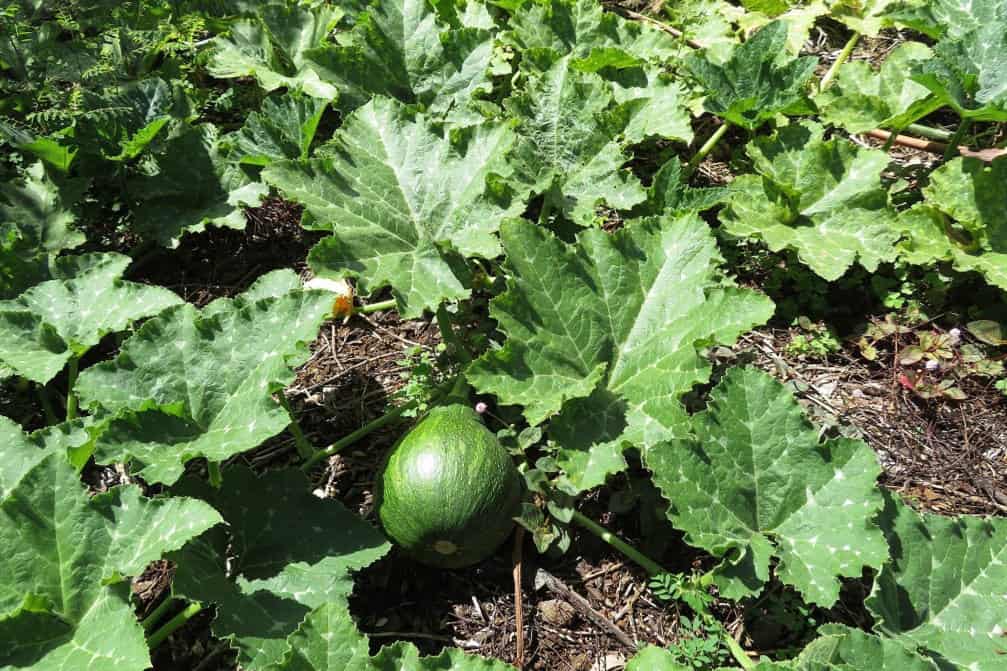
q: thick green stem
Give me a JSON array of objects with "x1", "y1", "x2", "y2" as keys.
[
  {"x1": 906, "y1": 123, "x2": 953, "y2": 142},
  {"x1": 819, "y1": 32, "x2": 860, "y2": 92},
  {"x1": 571, "y1": 511, "x2": 755, "y2": 669},
  {"x1": 65, "y1": 355, "x2": 79, "y2": 421},
  {"x1": 141, "y1": 597, "x2": 177, "y2": 631},
  {"x1": 944, "y1": 118, "x2": 971, "y2": 160},
  {"x1": 686, "y1": 122, "x2": 730, "y2": 176},
  {"x1": 146, "y1": 602, "x2": 202, "y2": 649},
  {"x1": 278, "y1": 393, "x2": 314, "y2": 460},
  {"x1": 301, "y1": 400, "x2": 416, "y2": 471},
  {"x1": 436, "y1": 305, "x2": 471, "y2": 364},
  {"x1": 207, "y1": 461, "x2": 223, "y2": 488},
  {"x1": 358, "y1": 298, "x2": 397, "y2": 315},
  {"x1": 571, "y1": 511, "x2": 665, "y2": 576}
]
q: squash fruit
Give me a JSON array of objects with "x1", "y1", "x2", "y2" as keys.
[{"x1": 375, "y1": 404, "x2": 522, "y2": 568}]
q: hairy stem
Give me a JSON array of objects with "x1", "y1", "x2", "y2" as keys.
[
  {"x1": 277, "y1": 393, "x2": 314, "y2": 460},
  {"x1": 436, "y1": 305, "x2": 471, "y2": 364},
  {"x1": 944, "y1": 118, "x2": 971, "y2": 160},
  {"x1": 65, "y1": 355, "x2": 79, "y2": 421},
  {"x1": 686, "y1": 122, "x2": 730, "y2": 176},
  {"x1": 141, "y1": 597, "x2": 177, "y2": 632},
  {"x1": 301, "y1": 400, "x2": 416, "y2": 471},
  {"x1": 906, "y1": 123, "x2": 953, "y2": 142},
  {"x1": 146, "y1": 602, "x2": 203, "y2": 650},
  {"x1": 207, "y1": 461, "x2": 223, "y2": 488},
  {"x1": 358, "y1": 298, "x2": 397, "y2": 315},
  {"x1": 570, "y1": 511, "x2": 665, "y2": 576},
  {"x1": 819, "y1": 32, "x2": 860, "y2": 92}
]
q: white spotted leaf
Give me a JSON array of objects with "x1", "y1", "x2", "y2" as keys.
[
  {"x1": 263, "y1": 97, "x2": 523, "y2": 318},
  {"x1": 75, "y1": 270, "x2": 333, "y2": 485},
  {"x1": 719, "y1": 123, "x2": 902, "y2": 281},
  {"x1": 467, "y1": 216, "x2": 774, "y2": 493},
  {"x1": 0, "y1": 252, "x2": 182, "y2": 384},
  {"x1": 0, "y1": 450, "x2": 221, "y2": 670},
  {"x1": 647, "y1": 367, "x2": 888, "y2": 606},
  {"x1": 866, "y1": 493, "x2": 1007, "y2": 671}
]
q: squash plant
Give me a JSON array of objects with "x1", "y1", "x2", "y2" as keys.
[{"x1": 3, "y1": 0, "x2": 1007, "y2": 670}]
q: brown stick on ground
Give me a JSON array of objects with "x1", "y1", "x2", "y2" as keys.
[
  {"x1": 865, "y1": 129, "x2": 1007, "y2": 162},
  {"x1": 534, "y1": 568, "x2": 639, "y2": 651},
  {"x1": 513, "y1": 528, "x2": 525, "y2": 670}
]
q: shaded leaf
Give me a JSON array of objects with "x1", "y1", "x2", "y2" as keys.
[
  {"x1": 170, "y1": 466, "x2": 390, "y2": 670},
  {"x1": 685, "y1": 21, "x2": 817, "y2": 130}
]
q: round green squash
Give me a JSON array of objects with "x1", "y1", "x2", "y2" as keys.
[{"x1": 374, "y1": 404, "x2": 522, "y2": 568}]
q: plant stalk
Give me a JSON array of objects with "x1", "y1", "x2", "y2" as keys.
[
  {"x1": 301, "y1": 400, "x2": 417, "y2": 471},
  {"x1": 686, "y1": 122, "x2": 730, "y2": 176},
  {"x1": 207, "y1": 461, "x2": 223, "y2": 488},
  {"x1": 944, "y1": 118, "x2": 971, "y2": 160},
  {"x1": 147, "y1": 602, "x2": 202, "y2": 649},
  {"x1": 906, "y1": 123, "x2": 953, "y2": 142},
  {"x1": 819, "y1": 32, "x2": 860, "y2": 92},
  {"x1": 277, "y1": 393, "x2": 314, "y2": 459},
  {"x1": 65, "y1": 355, "x2": 79, "y2": 421},
  {"x1": 358, "y1": 298, "x2": 397, "y2": 315},
  {"x1": 141, "y1": 597, "x2": 177, "y2": 631},
  {"x1": 436, "y1": 305, "x2": 471, "y2": 364},
  {"x1": 570, "y1": 511, "x2": 665, "y2": 576}
]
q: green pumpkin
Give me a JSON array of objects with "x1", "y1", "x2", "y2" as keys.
[{"x1": 375, "y1": 404, "x2": 522, "y2": 568}]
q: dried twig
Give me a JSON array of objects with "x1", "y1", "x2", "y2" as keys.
[
  {"x1": 513, "y1": 528, "x2": 526, "y2": 669},
  {"x1": 534, "y1": 569, "x2": 638, "y2": 651}
]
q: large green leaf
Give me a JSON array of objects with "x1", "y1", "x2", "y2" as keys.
[
  {"x1": 911, "y1": 19, "x2": 1007, "y2": 121},
  {"x1": 75, "y1": 270, "x2": 332, "y2": 485},
  {"x1": 648, "y1": 368, "x2": 888, "y2": 605},
  {"x1": 505, "y1": 0, "x2": 682, "y2": 67},
  {"x1": 719, "y1": 123, "x2": 901, "y2": 280},
  {"x1": 0, "y1": 450, "x2": 221, "y2": 670},
  {"x1": 208, "y1": 3, "x2": 341, "y2": 99},
  {"x1": 304, "y1": 0, "x2": 495, "y2": 122},
  {"x1": 609, "y1": 67, "x2": 694, "y2": 144},
  {"x1": 170, "y1": 466, "x2": 390, "y2": 670},
  {"x1": 816, "y1": 42, "x2": 939, "y2": 133},
  {"x1": 0, "y1": 160, "x2": 87, "y2": 255},
  {"x1": 467, "y1": 216, "x2": 774, "y2": 493},
  {"x1": 685, "y1": 20, "x2": 817, "y2": 130},
  {"x1": 264, "y1": 97, "x2": 521, "y2": 318},
  {"x1": 867, "y1": 494, "x2": 1007, "y2": 670},
  {"x1": 0, "y1": 252, "x2": 181, "y2": 384},
  {"x1": 505, "y1": 54, "x2": 647, "y2": 226},
  {"x1": 898, "y1": 157, "x2": 1007, "y2": 290},
  {"x1": 127, "y1": 124, "x2": 268, "y2": 246},
  {"x1": 268, "y1": 602, "x2": 513, "y2": 671},
  {"x1": 889, "y1": 0, "x2": 1005, "y2": 40},
  {"x1": 227, "y1": 92, "x2": 327, "y2": 166}
]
